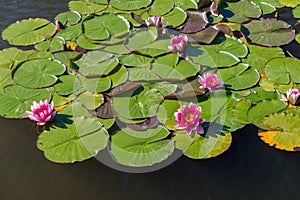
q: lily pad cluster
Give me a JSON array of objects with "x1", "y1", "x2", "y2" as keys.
[{"x1": 1, "y1": 0, "x2": 300, "y2": 167}]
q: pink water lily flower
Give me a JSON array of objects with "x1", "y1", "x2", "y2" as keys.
[
  {"x1": 146, "y1": 16, "x2": 168, "y2": 29},
  {"x1": 198, "y1": 73, "x2": 223, "y2": 92},
  {"x1": 26, "y1": 100, "x2": 56, "y2": 126},
  {"x1": 287, "y1": 89, "x2": 300, "y2": 105},
  {"x1": 174, "y1": 103, "x2": 205, "y2": 135},
  {"x1": 168, "y1": 35, "x2": 188, "y2": 58}
]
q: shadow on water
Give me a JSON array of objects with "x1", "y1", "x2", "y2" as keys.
[{"x1": 1, "y1": 1, "x2": 300, "y2": 200}]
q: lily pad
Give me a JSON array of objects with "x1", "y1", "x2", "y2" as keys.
[
  {"x1": 247, "y1": 99, "x2": 287, "y2": 129},
  {"x1": 35, "y1": 37, "x2": 65, "y2": 53},
  {"x1": 2, "y1": 18, "x2": 56, "y2": 46},
  {"x1": 148, "y1": 0, "x2": 174, "y2": 16},
  {"x1": 264, "y1": 57, "x2": 300, "y2": 84},
  {"x1": 174, "y1": 0, "x2": 198, "y2": 10},
  {"x1": 13, "y1": 59, "x2": 66, "y2": 88},
  {"x1": 242, "y1": 44, "x2": 285, "y2": 71},
  {"x1": 38, "y1": 116, "x2": 108, "y2": 163},
  {"x1": 232, "y1": 99, "x2": 252, "y2": 124},
  {"x1": 112, "y1": 86, "x2": 164, "y2": 119},
  {"x1": 110, "y1": 126, "x2": 174, "y2": 167},
  {"x1": 54, "y1": 75, "x2": 80, "y2": 96},
  {"x1": 77, "y1": 91, "x2": 104, "y2": 110},
  {"x1": 218, "y1": 63, "x2": 260, "y2": 90},
  {"x1": 220, "y1": 0, "x2": 262, "y2": 23},
  {"x1": 251, "y1": 0, "x2": 283, "y2": 14},
  {"x1": 163, "y1": 7, "x2": 187, "y2": 27},
  {"x1": 83, "y1": 76, "x2": 112, "y2": 93},
  {"x1": 260, "y1": 112, "x2": 300, "y2": 151},
  {"x1": 182, "y1": 11, "x2": 209, "y2": 33},
  {"x1": 157, "y1": 99, "x2": 181, "y2": 130},
  {"x1": 0, "y1": 68, "x2": 14, "y2": 93},
  {"x1": 55, "y1": 11, "x2": 81, "y2": 26},
  {"x1": 188, "y1": 36, "x2": 248, "y2": 67},
  {"x1": 177, "y1": 131, "x2": 232, "y2": 159},
  {"x1": 110, "y1": 0, "x2": 152, "y2": 10},
  {"x1": 278, "y1": 0, "x2": 300, "y2": 7},
  {"x1": 242, "y1": 19, "x2": 295, "y2": 46},
  {"x1": 0, "y1": 85, "x2": 51, "y2": 118},
  {"x1": 68, "y1": 1, "x2": 107, "y2": 14}
]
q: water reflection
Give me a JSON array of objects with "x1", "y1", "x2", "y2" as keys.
[{"x1": 0, "y1": 1, "x2": 300, "y2": 200}]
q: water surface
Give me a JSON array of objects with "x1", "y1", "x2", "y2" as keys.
[{"x1": 0, "y1": 1, "x2": 300, "y2": 200}]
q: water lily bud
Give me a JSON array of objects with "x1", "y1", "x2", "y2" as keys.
[
  {"x1": 174, "y1": 103, "x2": 205, "y2": 135},
  {"x1": 146, "y1": 16, "x2": 168, "y2": 29},
  {"x1": 287, "y1": 89, "x2": 300, "y2": 105},
  {"x1": 26, "y1": 100, "x2": 56, "y2": 126},
  {"x1": 198, "y1": 73, "x2": 224, "y2": 92}
]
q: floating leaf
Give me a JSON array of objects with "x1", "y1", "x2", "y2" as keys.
[
  {"x1": 68, "y1": 1, "x2": 107, "y2": 14},
  {"x1": 157, "y1": 99, "x2": 181, "y2": 130},
  {"x1": 54, "y1": 75, "x2": 80, "y2": 96},
  {"x1": 293, "y1": 5, "x2": 300, "y2": 18},
  {"x1": 245, "y1": 87, "x2": 281, "y2": 102},
  {"x1": 109, "y1": 0, "x2": 152, "y2": 10},
  {"x1": 232, "y1": 99, "x2": 252, "y2": 124},
  {"x1": 278, "y1": 0, "x2": 300, "y2": 7},
  {"x1": 242, "y1": 44, "x2": 285, "y2": 71},
  {"x1": 83, "y1": 76, "x2": 112, "y2": 93},
  {"x1": 108, "y1": 65, "x2": 129, "y2": 88},
  {"x1": 148, "y1": 0, "x2": 174, "y2": 16},
  {"x1": 35, "y1": 37, "x2": 65, "y2": 53},
  {"x1": 247, "y1": 99, "x2": 287, "y2": 129},
  {"x1": 251, "y1": 0, "x2": 283, "y2": 14},
  {"x1": 110, "y1": 126, "x2": 174, "y2": 167},
  {"x1": 188, "y1": 36, "x2": 248, "y2": 67},
  {"x1": 220, "y1": 0, "x2": 262, "y2": 23},
  {"x1": 163, "y1": 7, "x2": 187, "y2": 27},
  {"x1": 188, "y1": 26, "x2": 220, "y2": 44},
  {"x1": 181, "y1": 131, "x2": 232, "y2": 159},
  {"x1": 59, "y1": 101, "x2": 91, "y2": 117},
  {"x1": 112, "y1": 86, "x2": 164, "y2": 119},
  {"x1": 2, "y1": 18, "x2": 56, "y2": 46},
  {"x1": 242, "y1": 19, "x2": 295, "y2": 46},
  {"x1": 55, "y1": 11, "x2": 81, "y2": 26},
  {"x1": 13, "y1": 59, "x2": 66, "y2": 88},
  {"x1": 0, "y1": 68, "x2": 14, "y2": 93},
  {"x1": 77, "y1": 91, "x2": 104, "y2": 110},
  {"x1": 38, "y1": 116, "x2": 108, "y2": 163},
  {"x1": 174, "y1": 0, "x2": 198, "y2": 10},
  {"x1": 264, "y1": 57, "x2": 300, "y2": 84},
  {"x1": 119, "y1": 54, "x2": 152, "y2": 67},
  {"x1": 73, "y1": 51, "x2": 118, "y2": 76},
  {"x1": 218, "y1": 63, "x2": 260, "y2": 90},
  {"x1": 182, "y1": 11, "x2": 209, "y2": 33},
  {"x1": 0, "y1": 85, "x2": 51, "y2": 118},
  {"x1": 57, "y1": 23, "x2": 82, "y2": 41},
  {"x1": 260, "y1": 113, "x2": 300, "y2": 151}
]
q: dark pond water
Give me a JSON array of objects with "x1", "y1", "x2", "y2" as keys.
[{"x1": 1, "y1": 1, "x2": 300, "y2": 200}]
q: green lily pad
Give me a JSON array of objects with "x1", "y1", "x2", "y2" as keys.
[
  {"x1": 77, "y1": 91, "x2": 104, "y2": 110},
  {"x1": 0, "y1": 85, "x2": 51, "y2": 118},
  {"x1": 163, "y1": 7, "x2": 187, "y2": 27},
  {"x1": 188, "y1": 36, "x2": 248, "y2": 67},
  {"x1": 293, "y1": 5, "x2": 300, "y2": 18},
  {"x1": 278, "y1": 0, "x2": 300, "y2": 7},
  {"x1": 112, "y1": 86, "x2": 164, "y2": 119},
  {"x1": 35, "y1": 37, "x2": 65, "y2": 53},
  {"x1": 0, "y1": 68, "x2": 14, "y2": 93},
  {"x1": 179, "y1": 131, "x2": 232, "y2": 159},
  {"x1": 83, "y1": 76, "x2": 112, "y2": 93},
  {"x1": 247, "y1": 99, "x2": 287, "y2": 129},
  {"x1": 264, "y1": 57, "x2": 300, "y2": 84},
  {"x1": 157, "y1": 99, "x2": 181, "y2": 130},
  {"x1": 55, "y1": 11, "x2": 81, "y2": 26},
  {"x1": 242, "y1": 19, "x2": 295, "y2": 46},
  {"x1": 38, "y1": 116, "x2": 108, "y2": 163},
  {"x1": 13, "y1": 58, "x2": 66, "y2": 88},
  {"x1": 220, "y1": 0, "x2": 262, "y2": 23},
  {"x1": 232, "y1": 99, "x2": 252, "y2": 124},
  {"x1": 83, "y1": 15, "x2": 130, "y2": 41},
  {"x1": 110, "y1": 0, "x2": 152, "y2": 10},
  {"x1": 2, "y1": 18, "x2": 56, "y2": 46},
  {"x1": 119, "y1": 54, "x2": 152, "y2": 67},
  {"x1": 57, "y1": 23, "x2": 82, "y2": 41},
  {"x1": 68, "y1": 1, "x2": 107, "y2": 14},
  {"x1": 242, "y1": 44, "x2": 285, "y2": 71},
  {"x1": 174, "y1": 0, "x2": 198, "y2": 10},
  {"x1": 148, "y1": 0, "x2": 174, "y2": 16},
  {"x1": 251, "y1": 0, "x2": 283, "y2": 14},
  {"x1": 218, "y1": 63, "x2": 260, "y2": 90},
  {"x1": 59, "y1": 101, "x2": 91, "y2": 117},
  {"x1": 110, "y1": 126, "x2": 174, "y2": 167},
  {"x1": 245, "y1": 87, "x2": 281, "y2": 103},
  {"x1": 260, "y1": 112, "x2": 300, "y2": 151},
  {"x1": 108, "y1": 65, "x2": 129, "y2": 88},
  {"x1": 73, "y1": 51, "x2": 119, "y2": 76},
  {"x1": 54, "y1": 75, "x2": 80, "y2": 96}
]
